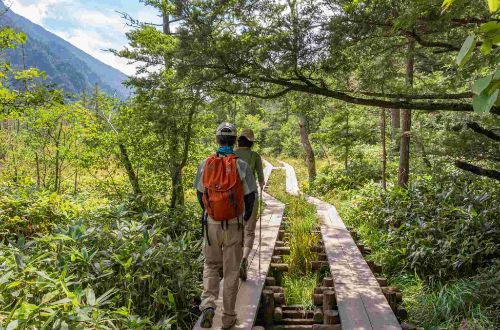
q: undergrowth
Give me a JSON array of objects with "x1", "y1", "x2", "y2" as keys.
[
  {"x1": 307, "y1": 159, "x2": 500, "y2": 329},
  {"x1": 266, "y1": 169, "x2": 319, "y2": 309},
  {"x1": 0, "y1": 184, "x2": 203, "y2": 329}
]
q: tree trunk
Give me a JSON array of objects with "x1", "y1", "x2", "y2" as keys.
[
  {"x1": 54, "y1": 122, "x2": 63, "y2": 192},
  {"x1": 298, "y1": 114, "x2": 317, "y2": 183},
  {"x1": 344, "y1": 110, "x2": 349, "y2": 171},
  {"x1": 390, "y1": 109, "x2": 400, "y2": 155},
  {"x1": 119, "y1": 143, "x2": 142, "y2": 196},
  {"x1": 35, "y1": 151, "x2": 40, "y2": 189},
  {"x1": 170, "y1": 167, "x2": 184, "y2": 208},
  {"x1": 169, "y1": 99, "x2": 197, "y2": 209},
  {"x1": 380, "y1": 108, "x2": 387, "y2": 190},
  {"x1": 398, "y1": 38, "x2": 415, "y2": 188}
]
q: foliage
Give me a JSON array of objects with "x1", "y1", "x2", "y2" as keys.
[
  {"x1": 342, "y1": 170, "x2": 499, "y2": 281},
  {"x1": 0, "y1": 185, "x2": 80, "y2": 239},
  {"x1": 443, "y1": 0, "x2": 500, "y2": 113},
  {"x1": 0, "y1": 194, "x2": 203, "y2": 329}
]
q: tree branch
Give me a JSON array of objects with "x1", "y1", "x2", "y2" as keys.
[
  {"x1": 466, "y1": 122, "x2": 500, "y2": 141},
  {"x1": 248, "y1": 75, "x2": 499, "y2": 114},
  {"x1": 454, "y1": 160, "x2": 500, "y2": 181}
]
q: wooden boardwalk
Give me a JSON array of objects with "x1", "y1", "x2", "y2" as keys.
[
  {"x1": 193, "y1": 161, "x2": 285, "y2": 330},
  {"x1": 281, "y1": 161, "x2": 401, "y2": 330}
]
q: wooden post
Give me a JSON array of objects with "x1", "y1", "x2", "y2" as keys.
[
  {"x1": 272, "y1": 255, "x2": 283, "y2": 263},
  {"x1": 266, "y1": 277, "x2": 276, "y2": 286},
  {"x1": 313, "y1": 307, "x2": 324, "y2": 323},
  {"x1": 322, "y1": 277, "x2": 333, "y2": 287},
  {"x1": 322, "y1": 290, "x2": 336, "y2": 312},
  {"x1": 274, "y1": 292, "x2": 285, "y2": 305},
  {"x1": 324, "y1": 310, "x2": 340, "y2": 324},
  {"x1": 317, "y1": 253, "x2": 327, "y2": 261},
  {"x1": 397, "y1": 305, "x2": 408, "y2": 320},
  {"x1": 311, "y1": 261, "x2": 328, "y2": 272},
  {"x1": 376, "y1": 277, "x2": 388, "y2": 287},
  {"x1": 263, "y1": 289, "x2": 274, "y2": 326},
  {"x1": 274, "y1": 306, "x2": 283, "y2": 322},
  {"x1": 313, "y1": 294, "x2": 323, "y2": 306}
]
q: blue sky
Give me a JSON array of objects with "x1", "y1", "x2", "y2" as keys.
[{"x1": 9, "y1": 0, "x2": 162, "y2": 75}]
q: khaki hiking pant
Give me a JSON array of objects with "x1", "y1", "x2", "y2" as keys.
[
  {"x1": 200, "y1": 220, "x2": 243, "y2": 328},
  {"x1": 243, "y1": 194, "x2": 259, "y2": 259}
]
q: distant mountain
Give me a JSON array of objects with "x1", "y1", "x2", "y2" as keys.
[{"x1": 0, "y1": 1, "x2": 129, "y2": 99}]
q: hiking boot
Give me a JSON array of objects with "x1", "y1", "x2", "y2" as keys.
[
  {"x1": 200, "y1": 308, "x2": 215, "y2": 328},
  {"x1": 222, "y1": 318, "x2": 237, "y2": 330},
  {"x1": 239, "y1": 257, "x2": 248, "y2": 281}
]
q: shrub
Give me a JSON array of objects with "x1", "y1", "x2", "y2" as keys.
[
  {"x1": 0, "y1": 198, "x2": 203, "y2": 329},
  {"x1": 344, "y1": 171, "x2": 499, "y2": 281},
  {"x1": 0, "y1": 185, "x2": 80, "y2": 239}
]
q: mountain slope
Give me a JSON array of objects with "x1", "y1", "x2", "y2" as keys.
[{"x1": 0, "y1": 1, "x2": 129, "y2": 98}]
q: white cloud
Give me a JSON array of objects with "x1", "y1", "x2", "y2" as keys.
[
  {"x1": 71, "y1": 8, "x2": 127, "y2": 34},
  {"x1": 10, "y1": 0, "x2": 67, "y2": 25}
]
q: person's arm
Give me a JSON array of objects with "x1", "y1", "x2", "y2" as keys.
[
  {"x1": 194, "y1": 161, "x2": 206, "y2": 210},
  {"x1": 197, "y1": 191, "x2": 205, "y2": 210},
  {"x1": 255, "y1": 153, "x2": 265, "y2": 188},
  {"x1": 243, "y1": 192, "x2": 255, "y2": 221}
]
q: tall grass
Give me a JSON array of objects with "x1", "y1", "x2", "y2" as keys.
[
  {"x1": 266, "y1": 169, "x2": 320, "y2": 309},
  {"x1": 282, "y1": 274, "x2": 316, "y2": 309}
]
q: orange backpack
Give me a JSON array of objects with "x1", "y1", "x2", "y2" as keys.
[{"x1": 202, "y1": 154, "x2": 244, "y2": 221}]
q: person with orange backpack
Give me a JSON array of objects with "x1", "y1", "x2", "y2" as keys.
[{"x1": 195, "y1": 122, "x2": 257, "y2": 329}]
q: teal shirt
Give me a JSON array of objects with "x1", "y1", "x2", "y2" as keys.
[{"x1": 235, "y1": 147, "x2": 265, "y2": 187}]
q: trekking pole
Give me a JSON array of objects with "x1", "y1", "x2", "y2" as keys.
[{"x1": 259, "y1": 186, "x2": 263, "y2": 276}]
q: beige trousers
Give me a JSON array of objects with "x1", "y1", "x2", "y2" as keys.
[
  {"x1": 243, "y1": 195, "x2": 259, "y2": 259},
  {"x1": 200, "y1": 221, "x2": 243, "y2": 328}
]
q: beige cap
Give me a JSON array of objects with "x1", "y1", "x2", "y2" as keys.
[{"x1": 240, "y1": 128, "x2": 255, "y2": 142}]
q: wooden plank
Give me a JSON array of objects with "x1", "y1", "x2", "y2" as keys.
[
  {"x1": 193, "y1": 164, "x2": 285, "y2": 330},
  {"x1": 315, "y1": 202, "x2": 400, "y2": 329},
  {"x1": 281, "y1": 163, "x2": 400, "y2": 330},
  {"x1": 279, "y1": 161, "x2": 300, "y2": 195}
]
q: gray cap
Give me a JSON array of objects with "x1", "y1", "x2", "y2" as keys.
[{"x1": 216, "y1": 122, "x2": 237, "y2": 136}]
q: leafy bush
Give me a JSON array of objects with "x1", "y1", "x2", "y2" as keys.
[
  {"x1": 312, "y1": 153, "x2": 381, "y2": 193},
  {"x1": 0, "y1": 185, "x2": 80, "y2": 239},
  {"x1": 0, "y1": 197, "x2": 203, "y2": 329},
  {"x1": 344, "y1": 171, "x2": 499, "y2": 281}
]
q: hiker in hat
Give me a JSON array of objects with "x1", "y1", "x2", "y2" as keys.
[
  {"x1": 195, "y1": 122, "x2": 257, "y2": 329},
  {"x1": 235, "y1": 128, "x2": 265, "y2": 281}
]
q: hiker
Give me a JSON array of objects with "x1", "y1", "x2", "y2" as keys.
[
  {"x1": 195, "y1": 122, "x2": 257, "y2": 329},
  {"x1": 235, "y1": 128, "x2": 265, "y2": 281}
]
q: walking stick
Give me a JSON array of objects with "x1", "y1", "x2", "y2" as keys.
[{"x1": 259, "y1": 186, "x2": 263, "y2": 276}]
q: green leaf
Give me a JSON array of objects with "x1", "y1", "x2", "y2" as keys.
[
  {"x1": 493, "y1": 34, "x2": 500, "y2": 46},
  {"x1": 86, "y1": 287, "x2": 96, "y2": 306},
  {"x1": 441, "y1": 0, "x2": 454, "y2": 11},
  {"x1": 480, "y1": 39, "x2": 493, "y2": 54},
  {"x1": 487, "y1": 0, "x2": 499, "y2": 13},
  {"x1": 472, "y1": 75, "x2": 493, "y2": 95},
  {"x1": 479, "y1": 21, "x2": 500, "y2": 33},
  {"x1": 473, "y1": 89, "x2": 499, "y2": 113},
  {"x1": 457, "y1": 34, "x2": 476, "y2": 66},
  {"x1": 494, "y1": 68, "x2": 500, "y2": 80}
]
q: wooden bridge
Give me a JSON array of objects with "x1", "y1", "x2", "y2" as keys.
[{"x1": 193, "y1": 160, "x2": 402, "y2": 330}]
